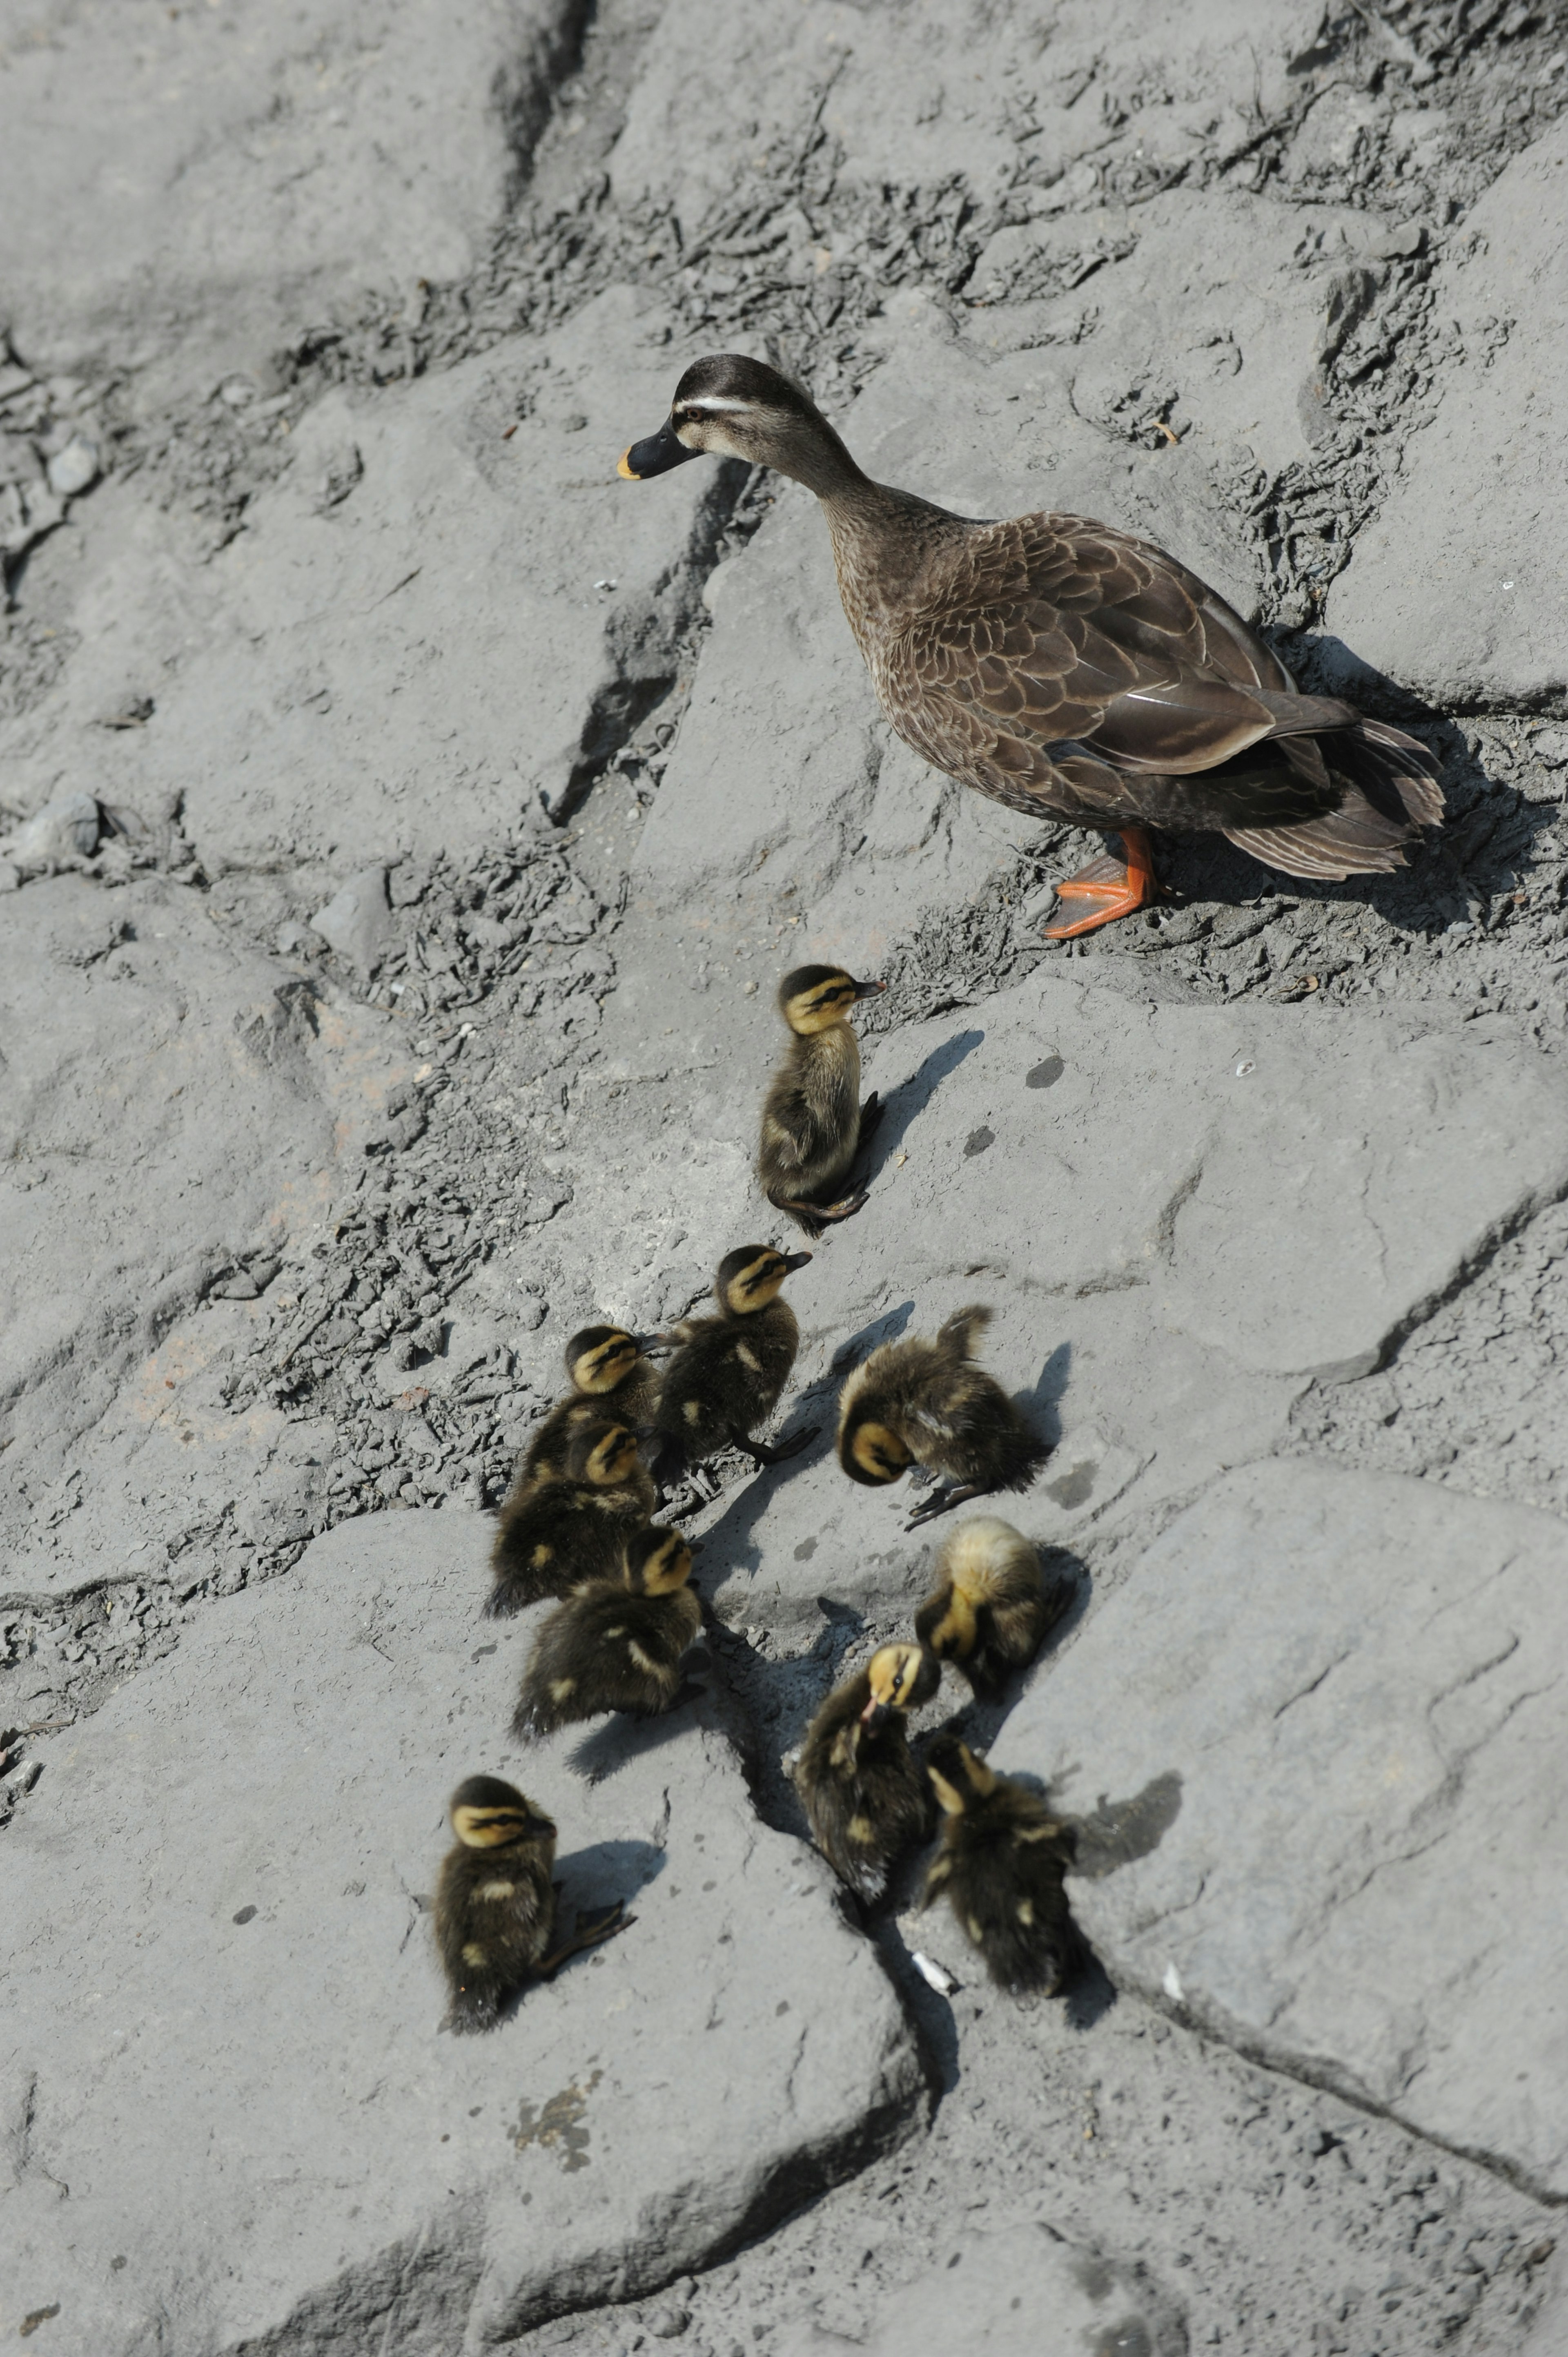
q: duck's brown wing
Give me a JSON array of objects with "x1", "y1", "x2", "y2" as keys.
[{"x1": 880, "y1": 515, "x2": 1356, "y2": 831}]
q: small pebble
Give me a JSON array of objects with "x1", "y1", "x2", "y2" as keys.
[
  {"x1": 47, "y1": 435, "x2": 100, "y2": 497},
  {"x1": 646, "y1": 2308, "x2": 689, "y2": 2339}
]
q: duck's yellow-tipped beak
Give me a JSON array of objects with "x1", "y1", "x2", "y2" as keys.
[{"x1": 618, "y1": 422, "x2": 701, "y2": 480}]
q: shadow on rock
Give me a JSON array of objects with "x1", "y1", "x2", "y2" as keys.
[
  {"x1": 557, "y1": 1835, "x2": 668, "y2": 1911},
  {"x1": 1069, "y1": 1770, "x2": 1185, "y2": 1881},
  {"x1": 567, "y1": 1693, "x2": 711, "y2": 1784},
  {"x1": 1018, "y1": 1340, "x2": 1073, "y2": 1452},
  {"x1": 863, "y1": 1026, "x2": 985, "y2": 1178}
]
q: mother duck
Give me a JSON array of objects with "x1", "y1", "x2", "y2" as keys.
[{"x1": 618, "y1": 355, "x2": 1441, "y2": 934}]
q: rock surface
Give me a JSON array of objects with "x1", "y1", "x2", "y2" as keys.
[
  {"x1": 4, "y1": 0, "x2": 1568, "y2": 2350},
  {"x1": 776, "y1": 2220, "x2": 1185, "y2": 2357},
  {"x1": 1328, "y1": 113, "x2": 1568, "y2": 708},
  {"x1": 0, "y1": 0, "x2": 580, "y2": 403},
  {"x1": 2, "y1": 1510, "x2": 922, "y2": 2354},
  {"x1": 994, "y1": 1458, "x2": 1568, "y2": 2199}
]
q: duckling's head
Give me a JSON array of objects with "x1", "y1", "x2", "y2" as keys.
[
  {"x1": 618, "y1": 355, "x2": 862, "y2": 497},
  {"x1": 566, "y1": 1419, "x2": 642, "y2": 1487},
  {"x1": 840, "y1": 1412, "x2": 914, "y2": 1487},
  {"x1": 924, "y1": 1734, "x2": 999, "y2": 1817},
  {"x1": 778, "y1": 964, "x2": 886, "y2": 1036},
  {"x1": 449, "y1": 1775, "x2": 556, "y2": 1848},
  {"x1": 565, "y1": 1324, "x2": 657, "y2": 1396},
  {"x1": 860, "y1": 1641, "x2": 940, "y2": 1728},
  {"x1": 625, "y1": 1525, "x2": 693, "y2": 1596},
  {"x1": 715, "y1": 1243, "x2": 813, "y2": 1316}
]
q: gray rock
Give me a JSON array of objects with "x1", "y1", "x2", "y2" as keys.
[
  {"x1": 0, "y1": 288, "x2": 733, "y2": 876},
  {"x1": 2, "y1": 1510, "x2": 922, "y2": 2355},
  {"x1": 993, "y1": 1458, "x2": 1568, "y2": 2199},
  {"x1": 775, "y1": 2220, "x2": 1185, "y2": 2357},
  {"x1": 1327, "y1": 111, "x2": 1568, "y2": 705},
  {"x1": 0, "y1": 0, "x2": 582, "y2": 404},
  {"x1": 556, "y1": 958, "x2": 1568, "y2": 1639},
  {"x1": 311, "y1": 865, "x2": 394, "y2": 974},
  {"x1": 0, "y1": 874, "x2": 417, "y2": 1601}
]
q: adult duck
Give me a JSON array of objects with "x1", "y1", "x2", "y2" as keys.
[{"x1": 619, "y1": 355, "x2": 1442, "y2": 934}]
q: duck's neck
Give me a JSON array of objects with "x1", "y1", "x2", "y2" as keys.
[{"x1": 763, "y1": 412, "x2": 971, "y2": 640}]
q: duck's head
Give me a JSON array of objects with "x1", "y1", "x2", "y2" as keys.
[
  {"x1": 924, "y1": 1734, "x2": 998, "y2": 1816},
  {"x1": 715, "y1": 1242, "x2": 813, "y2": 1316},
  {"x1": 860, "y1": 1641, "x2": 940, "y2": 1729},
  {"x1": 618, "y1": 354, "x2": 861, "y2": 496},
  {"x1": 449, "y1": 1775, "x2": 556, "y2": 1849},
  {"x1": 564, "y1": 1323, "x2": 662, "y2": 1396},
  {"x1": 625, "y1": 1524, "x2": 693, "y2": 1596},
  {"x1": 566, "y1": 1419, "x2": 642, "y2": 1487},
  {"x1": 839, "y1": 1409, "x2": 914, "y2": 1487},
  {"x1": 779, "y1": 964, "x2": 886, "y2": 1036}
]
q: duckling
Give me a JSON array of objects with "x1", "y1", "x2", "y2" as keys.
[
  {"x1": 914, "y1": 1515, "x2": 1064, "y2": 1697},
  {"x1": 517, "y1": 1325, "x2": 664, "y2": 1491},
  {"x1": 758, "y1": 965, "x2": 887, "y2": 1235},
  {"x1": 650, "y1": 1244, "x2": 816, "y2": 1481},
  {"x1": 512, "y1": 1525, "x2": 704, "y2": 1739},
  {"x1": 621, "y1": 355, "x2": 1443, "y2": 934},
  {"x1": 433, "y1": 1774, "x2": 627, "y2": 2031},
  {"x1": 794, "y1": 1642, "x2": 939, "y2": 1901},
  {"x1": 487, "y1": 1419, "x2": 656, "y2": 1615},
  {"x1": 837, "y1": 1306, "x2": 1048, "y2": 1530},
  {"x1": 922, "y1": 1736, "x2": 1081, "y2": 1996}
]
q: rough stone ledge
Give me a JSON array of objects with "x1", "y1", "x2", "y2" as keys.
[
  {"x1": 994, "y1": 1456, "x2": 1568, "y2": 2202},
  {"x1": 1, "y1": 1511, "x2": 925, "y2": 2356}
]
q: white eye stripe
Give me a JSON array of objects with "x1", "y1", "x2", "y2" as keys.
[{"x1": 681, "y1": 395, "x2": 758, "y2": 415}]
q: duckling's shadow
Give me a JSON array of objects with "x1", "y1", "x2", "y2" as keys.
[
  {"x1": 567, "y1": 1692, "x2": 711, "y2": 1784},
  {"x1": 1016, "y1": 1340, "x2": 1072, "y2": 1452},
  {"x1": 861, "y1": 1026, "x2": 985, "y2": 1180},
  {"x1": 556, "y1": 1837, "x2": 667, "y2": 1913}
]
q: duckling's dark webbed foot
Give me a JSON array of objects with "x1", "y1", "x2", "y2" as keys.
[
  {"x1": 904, "y1": 1480, "x2": 989, "y2": 1530},
  {"x1": 772, "y1": 1190, "x2": 869, "y2": 1233},
  {"x1": 733, "y1": 1424, "x2": 818, "y2": 1468},
  {"x1": 537, "y1": 1899, "x2": 632, "y2": 1979},
  {"x1": 1044, "y1": 826, "x2": 1158, "y2": 939}
]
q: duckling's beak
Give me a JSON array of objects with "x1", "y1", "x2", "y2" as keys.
[
  {"x1": 618, "y1": 423, "x2": 699, "y2": 480},
  {"x1": 780, "y1": 1251, "x2": 814, "y2": 1273},
  {"x1": 860, "y1": 1697, "x2": 890, "y2": 1731},
  {"x1": 631, "y1": 1331, "x2": 673, "y2": 1355},
  {"x1": 851, "y1": 978, "x2": 886, "y2": 1001}
]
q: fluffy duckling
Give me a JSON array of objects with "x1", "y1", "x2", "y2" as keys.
[
  {"x1": 914, "y1": 1515, "x2": 1062, "y2": 1696},
  {"x1": 512, "y1": 1525, "x2": 704, "y2": 1740},
  {"x1": 651, "y1": 1244, "x2": 816, "y2": 1478},
  {"x1": 758, "y1": 964, "x2": 886, "y2": 1235},
  {"x1": 488, "y1": 1420, "x2": 656, "y2": 1615},
  {"x1": 434, "y1": 1774, "x2": 626, "y2": 2031},
  {"x1": 837, "y1": 1306, "x2": 1048, "y2": 1530},
  {"x1": 517, "y1": 1325, "x2": 664, "y2": 1491},
  {"x1": 795, "y1": 1642, "x2": 939, "y2": 1901},
  {"x1": 923, "y1": 1736, "x2": 1081, "y2": 1996}
]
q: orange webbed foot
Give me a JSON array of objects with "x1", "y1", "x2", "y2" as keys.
[{"x1": 1043, "y1": 827, "x2": 1158, "y2": 939}]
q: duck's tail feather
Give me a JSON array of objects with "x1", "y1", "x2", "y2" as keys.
[
  {"x1": 938, "y1": 1304, "x2": 993, "y2": 1358},
  {"x1": 1225, "y1": 719, "x2": 1443, "y2": 880}
]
